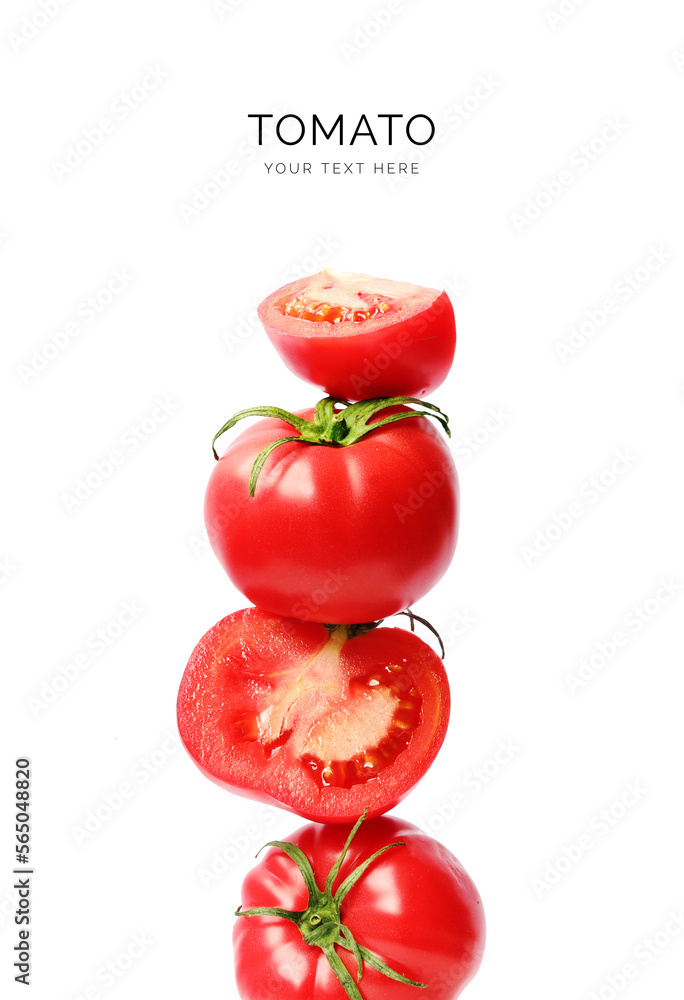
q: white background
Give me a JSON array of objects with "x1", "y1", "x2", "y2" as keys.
[{"x1": 2, "y1": 1, "x2": 684, "y2": 998}]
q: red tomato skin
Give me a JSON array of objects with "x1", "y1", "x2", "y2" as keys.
[
  {"x1": 234, "y1": 815, "x2": 485, "y2": 1000},
  {"x1": 259, "y1": 284, "x2": 456, "y2": 401},
  {"x1": 204, "y1": 408, "x2": 458, "y2": 625},
  {"x1": 176, "y1": 608, "x2": 450, "y2": 823}
]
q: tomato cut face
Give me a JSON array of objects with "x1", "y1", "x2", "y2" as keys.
[
  {"x1": 277, "y1": 271, "x2": 422, "y2": 327},
  {"x1": 282, "y1": 289, "x2": 395, "y2": 324},
  {"x1": 176, "y1": 608, "x2": 450, "y2": 823},
  {"x1": 258, "y1": 269, "x2": 456, "y2": 400}
]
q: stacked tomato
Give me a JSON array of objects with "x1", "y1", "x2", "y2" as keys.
[{"x1": 177, "y1": 271, "x2": 485, "y2": 1000}]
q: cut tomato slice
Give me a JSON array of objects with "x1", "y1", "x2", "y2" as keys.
[
  {"x1": 257, "y1": 269, "x2": 456, "y2": 400},
  {"x1": 176, "y1": 608, "x2": 450, "y2": 823}
]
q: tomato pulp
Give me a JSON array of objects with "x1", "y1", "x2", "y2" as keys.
[
  {"x1": 258, "y1": 270, "x2": 456, "y2": 400},
  {"x1": 205, "y1": 404, "x2": 458, "y2": 625},
  {"x1": 176, "y1": 608, "x2": 450, "y2": 822},
  {"x1": 234, "y1": 813, "x2": 485, "y2": 1000}
]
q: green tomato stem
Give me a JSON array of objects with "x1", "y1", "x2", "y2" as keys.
[
  {"x1": 212, "y1": 395, "x2": 451, "y2": 495},
  {"x1": 324, "y1": 611, "x2": 446, "y2": 660}
]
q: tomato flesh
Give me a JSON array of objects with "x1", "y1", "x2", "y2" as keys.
[
  {"x1": 277, "y1": 271, "x2": 411, "y2": 328},
  {"x1": 258, "y1": 269, "x2": 456, "y2": 399},
  {"x1": 224, "y1": 655, "x2": 421, "y2": 789},
  {"x1": 298, "y1": 662, "x2": 422, "y2": 789},
  {"x1": 283, "y1": 293, "x2": 394, "y2": 324},
  {"x1": 176, "y1": 608, "x2": 449, "y2": 822}
]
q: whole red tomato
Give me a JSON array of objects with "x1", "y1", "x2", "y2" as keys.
[
  {"x1": 177, "y1": 608, "x2": 449, "y2": 822},
  {"x1": 258, "y1": 269, "x2": 456, "y2": 400},
  {"x1": 234, "y1": 812, "x2": 485, "y2": 1000},
  {"x1": 205, "y1": 400, "x2": 458, "y2": 625}
]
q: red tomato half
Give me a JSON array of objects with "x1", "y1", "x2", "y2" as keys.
[
  {"x1": 258, "y1": 270, "x2": 456, "y2": 400},
  {"x1": 234, "y1": 814, "x2": 485, "y2": 1000},
  {"x1": 176, "y1": 608, "x2": 449, "y2": 823},
  {"x1": 205, "y1": 406, "x2": 458, "y2": 625}
]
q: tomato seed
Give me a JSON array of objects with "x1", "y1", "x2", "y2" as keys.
[{"x1": 283, "y1": 295, "x2": 394, "y2": 324}]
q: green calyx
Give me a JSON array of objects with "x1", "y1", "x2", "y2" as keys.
[
  {"x1": 212, "y1": 395, "x2": 451, "y2": 496},
  {"x1": 235, "y1": 808, "x2": 427, "y2": 1000}
]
